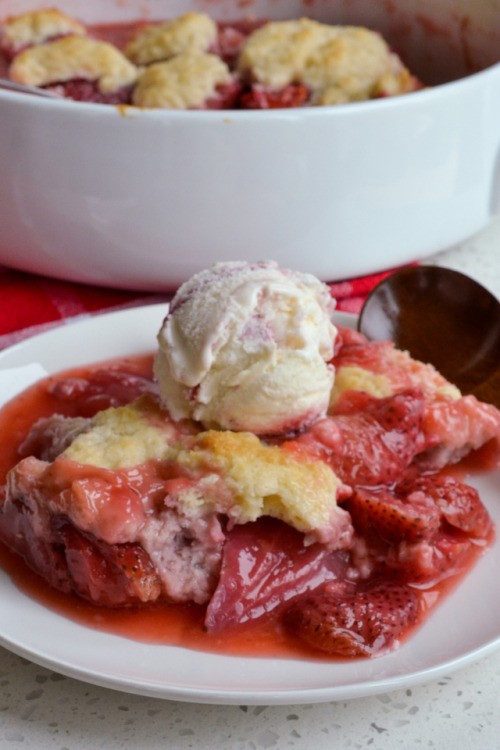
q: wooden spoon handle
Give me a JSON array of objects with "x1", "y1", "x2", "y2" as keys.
[{"x1": 472, "y1": 369, "x2": 500, "y2": 410}]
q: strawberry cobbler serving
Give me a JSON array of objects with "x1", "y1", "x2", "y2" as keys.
[
  {"x1": 0, "y1": 8, "x2": 423, "y2": 108},
  {"x1": 0, "y1": 261, "x2": 498, "y2": 661}
]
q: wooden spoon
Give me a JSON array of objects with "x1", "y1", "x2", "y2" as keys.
[{"x1": 358, "y1": 266, "x2": 500, "y2": 408}]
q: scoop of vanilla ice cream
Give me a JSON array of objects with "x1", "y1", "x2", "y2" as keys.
[{"x1": 154, "y1": 260, "x2": 337, "y2": 434}]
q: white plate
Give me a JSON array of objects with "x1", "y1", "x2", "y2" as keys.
[{"x1": 0, "y1": 304, "x2": 499, "y2": 705}]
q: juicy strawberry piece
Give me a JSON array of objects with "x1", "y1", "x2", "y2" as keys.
[
  {"x1": 213, "y1": 26, "x2": 247, "y2": 66},
  {"x1": 47, "y1": 79, "x2": 134, "y2": 105},
  {"x1": 204, "y1": 79, "x2": 244, "y2": 109},
  {"x1": 48, "y1": 368, "x2": 158, "y2": 417},
  {"x1": 388, "y1": 533, "x2": 472, "y2": 583},
  {"x1": 399, "y1": 474, "x2": 492, "y2": 539},
  {"x1": 240, "y1": 83, "x2": 310, "y2": 109},
  {"x1": 344, "y1": 486, "x2": 441, "y2": 544},
  {"x1": 417, "y1": 394, "x2": 500, "y2": 471},
  {"x1": 0, "y1": 499, "x2": 73, "y2": 594},
  {"x1": 285, "y1": 581, "x2": 419, "y2": 657},
  {"x1": 344, "y1": 474, "x2": 492, "y2": 583},
  {"x1": 334, "y1": 387, "x2": 426, "y2": 434},
  {"x1": 213, "y1": 19, "x2": 266, "y2": 66},
  {"x1": 53, "y1": 518, "x2": 161, "y2": 606},
  {"x1": 19, "y1": 414, "x2": 90, "y2": 461},
  {"x1": 295, "y1": 389, "x2": 427, "y2": 486},
  {"x1": 205, "y1": 518, "x2": 350, "y2": 631}
]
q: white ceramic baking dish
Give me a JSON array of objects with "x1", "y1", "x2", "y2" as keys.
[{"x1": 1, "y1": 0, "x2": 500, "y2": 290}]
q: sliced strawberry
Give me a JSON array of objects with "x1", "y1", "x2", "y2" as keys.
[
  {"x1": 0, "y1": 499, "x2": 73, "y2": 594},
  {"x1": 285, "y1": 580, "x2": 419, "y2": 657},
  {"x1": 344, "y1": 474, "x2": 491, "y2": 583},
  {"x1": 205, "y1": 518, "x2": 350, "y2": 632},
  {"x1": 399, "y1": 474, "x2": 492, "y2": 539},
  {"x1": 48, "y1": 368, "x2": 158, "y2": 417},
  {"x1": 295, "y1": 389, "x2": 427, "y2": 486},
  {"x1": 333, "y1": 387, "x2": 426, "y2": 436},
  {"x1": 344, "y1": 486, "x2": 441, "y2": 544},
  {"x1": 53, "y1": 517, "x2": 161, "y2": 606},
  {"x1": 388, "y1": 533, "x2": 472, "y2": 584},
  {"x1": 19, "y1": 414, "x2": 91, "y2": 461},
  {"x1": 417, "y1": 394, "x2": 500, "y2": 471}
]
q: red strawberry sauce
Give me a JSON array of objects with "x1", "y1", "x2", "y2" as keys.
[{"x1": 0, "y1": 354, "x2": 496, "y2": 661}]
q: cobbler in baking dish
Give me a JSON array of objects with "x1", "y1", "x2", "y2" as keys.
[
  {"x1": 0, "y1": 262, "x2": 498, "y2": 661},
  {"x1": 0, "y1": 8, "x2": 423, "y2": 108}
]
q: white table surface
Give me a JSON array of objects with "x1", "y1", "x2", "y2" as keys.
[{"x1": 1, "y1": 217, "x2": 499, "y2": 750}]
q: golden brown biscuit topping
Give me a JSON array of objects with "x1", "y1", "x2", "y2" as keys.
[
  {"x1": 124, "y1": 12, "x2": 217, "y2": 66},
  {"x1": 1, "y1": 8, "x2": 85, "y2": 50},
  {"x1": 238, "y1": 19, "x2": 413, "y2": 103},
  {"x1": 132, "y1": 51, "x2": 231, "y2": 109},
  {"x1": 9, "y1": 36, "x2": 138, "y2": 93}
]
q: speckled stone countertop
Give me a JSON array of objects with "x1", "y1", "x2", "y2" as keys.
[{"x1": 1, "y1": 218, "x2": 499, "y2": 750}]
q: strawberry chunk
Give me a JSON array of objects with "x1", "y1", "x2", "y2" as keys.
[
  {"x1": 389, "y1": 533, "x2": 472, "y2": 583},
  {"x1": 205, "y1": 518, "x2": 350, "y2": 631},
  {"x1": 343, "y1": 474, "x2": 492, "y2": 583},
  {"x1": 344, "y1": 486, "x2": 441, "y2": 544},
  {"x1": 0, "y1": 499, "x2": 73, "y2": 594},
  {"x1": 213, "y1": 19, "x2": 266, "y2": 67},
  {"x1": 285, "y1": 580, "x2": 419, "y2": 657},
  {"x1": 48, "y1": 368, "x2": 158, "y2": 417},
  {"x1": 399, "y1": 474, "x2": 492, "y2": 539},
  {"x1": 53, "y1": 518, "x2": 161, "y2": 606},
  {"x1": 345, "y1": 474, "x2": 492, "y2": 548},
  {"x1": 294, "y1": 389, "x2": 428, "y2": 486},
  {"x1": 205, "y1": 80, "x2": 243, "y2": 109}
]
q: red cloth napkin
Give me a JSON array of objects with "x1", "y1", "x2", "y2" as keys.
[{"x1": 0, "y1": 265, "x2": 400, "y2": 352}]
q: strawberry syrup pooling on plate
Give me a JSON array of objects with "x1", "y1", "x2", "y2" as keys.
[{"x1": 0, "y1": 324, "x2": 497, "y2": 662}]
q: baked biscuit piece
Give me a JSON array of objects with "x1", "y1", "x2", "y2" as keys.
[
  {"x1": 238, "y1": 18, "x2": 419, "y2": 104},
  {"x1": 305, "y1": 26, "x2": 417, "y2": 104},
  {"x1": 132, "y1": 51, "x2": 233, "y2": 109},
  {"x1": 0, "y1": 8, "x2": 86, "y2": 57},
  {"x1": 9, "y1": 35, "x2": 138, "y2": 93},
  {"x1": 63, "y1": 395, "x2": 179, "y2": 469},
  {"x1": 125, "y1": 11, "x2": 217, "y2": 66},
  {"x1": 238, "y1": 18, "x2": 330, "y2": 88},
  {"x1": 13, "y1": 394, "x2": 350, "y2": 547},
  {"x1": 173, "y1": 430, "x2": 352, "y2": 547},
  {"x1": 64, "y1": 396, "x2": 350, "y2": 546}
]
